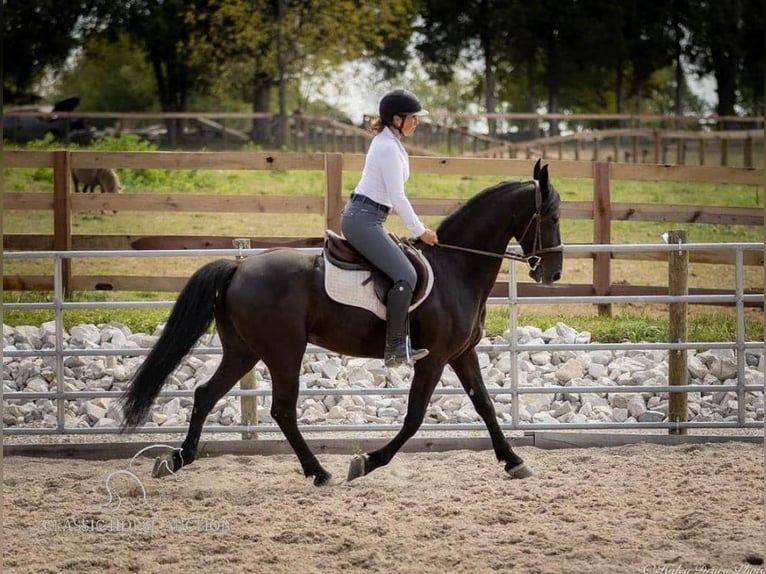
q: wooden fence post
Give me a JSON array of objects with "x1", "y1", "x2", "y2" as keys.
[
  {"x1": 52, "y1": 150, "x2": 72, "y2": 295},
  {"x1": 233, "y1": 238, "x2": 258, "y2": 440},
  {"x1": 592, "y1": 162, "x2": 612, "y2": 317},
  {"x1": 667, "y1": 229, "x2": 688, "y2": 435},
  {"x1": 744, "y1": 135, "x2": 753, "y2": 168},
  {"x1": 324, "y1": 153, "x2": 343, "y2": 233}
]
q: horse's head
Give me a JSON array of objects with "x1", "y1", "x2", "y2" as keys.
[{"x1": 518, "y1": 160, "x2": 563, "y2": 285}]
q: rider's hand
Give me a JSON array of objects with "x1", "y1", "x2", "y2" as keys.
[{"x1": 419, "y1": 229, "x2": 438, "y2": 246}]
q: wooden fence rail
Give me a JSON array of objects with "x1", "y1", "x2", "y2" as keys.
[{"x1": 3, "y1": 150, "x2": 763, "y2": 303}]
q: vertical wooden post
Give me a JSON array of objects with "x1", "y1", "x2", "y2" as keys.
[
  {"x1": 574, "y1": 138, "x2": 580, "y2": 161},
  {"x1": 233, "y1": 238, "x2": 258, "y2": 440},
  {"x1": 324, "y1": 153, "x2": 343, "y2": 233},
  {"x1": 52, "y1": 150, "x2": 72, "y2": 295},
  {"x1": 721, "y1": 138, "x2": 728, "y2": 166},
  {"x1": 632, "y1": 136, "x2": 638, "y2": 163},
  {"x1": 592, "y1": 162, "x2": 612, "y2": 317},
  {"x1": 699, "y1": 138, "x2": 706, "y2": 166},
  {"x1": 667, "y1": 229, "x2": 688, "y2": 435},
  {"x1": 744, "y1": 135, "x2": 753, "y2": 168}
]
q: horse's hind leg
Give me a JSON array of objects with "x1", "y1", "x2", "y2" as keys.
[
  {"x1": 347, "y1": 360, "x2": 444, "y2": 481},
  {"x1": 153, "y1": 347, "x2": 257, "y2": 478},
  {"x1": 450, "y1": 348, "x2": 531, "y2": 479}
]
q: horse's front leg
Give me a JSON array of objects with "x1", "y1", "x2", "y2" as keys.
[
  {"x1": 450, "y1": 348, "x2": 532, "y2": 479},
  {"x1": 347, "y1": 359, "x2": 444, "y2": 481},
  {"x1": 268, "y1": 354, "x2": 333, "y2": 486}
]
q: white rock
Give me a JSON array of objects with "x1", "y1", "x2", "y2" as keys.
[
  {"x1": 638, "y1": 411, "x2": 665, "y2": 423},
  {"x1": 84, "y1": 403, "x2": 107, "y2": 423},
  {"x1": 555, "y1": 358, "x2": 585, "y2": 383},
  {"x1": 687, "y1": 355, "x2": 708, "y2": 379},
  {"x1": 24, "y1": 376, "x2": 49, "y2": 392},
  {"x1": 530, "y1": 351, "x2": 551, "y2": 366},
  {"x1": 627, "y1": 395, "x2": 647, "y2": 418}
]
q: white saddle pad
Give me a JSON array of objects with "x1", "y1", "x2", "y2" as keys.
[{"x1": 323, "y1": 253, "x2": 433, "y2": 320}]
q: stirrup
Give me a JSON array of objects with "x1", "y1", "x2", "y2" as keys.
[{"x1": 384, "y1": 338, "x2": 429, "y2": 367}]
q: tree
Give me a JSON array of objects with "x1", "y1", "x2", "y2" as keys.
[
  {"x1": 738, "y1": 0, "x2": 764, "y2": 115},
  {"x1": 596, "y1": 0, "x2": 676, "y2": 125},
  {"x1": 416, "y1": 0, "x2": 509, "y2": 137},
  {"x1": 187, "y1": 0, "x2": 416, "y2": 145},
  {"x1": 686, "y1": 0, "x2": 745, "y2": 127},
  {"x1": 51, "y1": 32, "x2": 158, "y2": 113},
  {"x1": 3, "y1": 0, "x2": 94, "y2": 103}
]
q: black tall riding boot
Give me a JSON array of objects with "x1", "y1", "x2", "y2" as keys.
[{"x1": 384, "y1": 281, "x2": 429, "y2": 367}]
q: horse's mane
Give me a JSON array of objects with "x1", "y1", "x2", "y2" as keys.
[{"x1": 436, "y1": 180, "x2": 532, "y2": 238}]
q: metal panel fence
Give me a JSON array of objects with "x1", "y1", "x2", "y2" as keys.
[{"x1": 3, "y1": 243, "x2": 763, "y2": 437}]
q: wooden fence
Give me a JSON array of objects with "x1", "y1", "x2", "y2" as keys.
[
  {"x1": 5, "y1": 109, "x2": 763, "y2": 167},
  {"x1": 3, "y1": 150, "x2": 764, "y2": 303}
]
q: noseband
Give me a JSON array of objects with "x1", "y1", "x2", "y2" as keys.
[{"x1": 436, "y1": 180, "x2": 561, "y2": 271}]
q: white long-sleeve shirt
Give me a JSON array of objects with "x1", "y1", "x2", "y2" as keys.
[{"x1": 353, "y1": 127, "x2": 426, "y2": 237}]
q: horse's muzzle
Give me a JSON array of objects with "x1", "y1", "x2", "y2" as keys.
[{"x1": 529, "y1": 266, "x2": 562, "y2": 285}]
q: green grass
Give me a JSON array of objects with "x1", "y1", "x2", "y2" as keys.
[{"x1": 3, "y1": 296, "x2": 762, "y2": 343}]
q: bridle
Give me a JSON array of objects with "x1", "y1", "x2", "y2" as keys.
[{"x1": 435, "y1": 180, "x2": 562, "y2": 272}]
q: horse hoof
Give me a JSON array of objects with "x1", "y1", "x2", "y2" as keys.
[
  {"x1": 152, "y1": 455, "x2": 176, "y2": 478},
  {"x1": 313, "y1": 471, "x2": 333, "y2": 487},
  {"x1": 506, "y1": 463, "x2": 533, "y2": 479},
  {"x1": 347, "y1": 454, "x2": 368, "y2": 481}
]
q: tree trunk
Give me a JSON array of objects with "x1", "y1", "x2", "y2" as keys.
[
  {"x1": 251, "y1": 73, "x2": 273, "y2": 145},
  {"x1": 714, "y1": 63, "x2": 738, "y2": 129},
  {"x1": 275, "y1": 0, "x2": 289, "y2": 147},
  {"x1": 483, "y1": 47, "x2": 498, "y2": 138},
  {"x1": 149, "y1": 48, "x2": 185, "y2": 146},
  {"x1": 615, "y1": 65, "x2": 625, "y2": 128},
  {"x1": 526, "y1": 62, "x2": 538, "y2": 140},
  {"x1": 673, "y1": 15, "x2": 684, "y2": 129},
  {"x1": 548, "y1": 93, "x2": 560, "y2": 137}
]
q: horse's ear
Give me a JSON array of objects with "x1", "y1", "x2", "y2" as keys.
[
  {"x1": 533, "y1": 158, "x2": 542, "y2": 180},
  {"x1": 539, "y1": 164, "x2": 549, "y2": 192}
]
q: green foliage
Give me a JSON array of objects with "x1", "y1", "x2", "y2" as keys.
[
  {"x1": 2, "y1": 134, "x2": 214, "y2": 195},
  {"x1": 5, "y1": 292, "x2": 761, "y2": 345},
  {"x1": 91, "y1": 135, "x2": 213, "y2": 191},
  {"x1": 484, "y1": 308, "x2": 763, "y2": 343},
  {"x1": 3, "y1": 291, "x2": 170, "y2": 334},
  {"x1": 49, "y1": 33, "x2": 158, "y2": 113},
  {"x1": 3, "y1": 0, "x2": 93, "y2": 102}
]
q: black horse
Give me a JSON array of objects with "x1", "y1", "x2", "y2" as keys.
[{"x1": 120, "y1": 160, "x2": 562, "y2": 485}]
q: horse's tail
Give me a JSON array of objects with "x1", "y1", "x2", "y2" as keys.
[{"x1": 120, "y1": 259, "x2": 239, "y2": 430}]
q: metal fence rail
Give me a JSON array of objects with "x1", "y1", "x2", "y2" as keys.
[{"x1": 3, "y1": 243, "x2": 764, "y2": 436}]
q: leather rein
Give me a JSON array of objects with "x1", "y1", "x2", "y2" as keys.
[{"x1": 434, "y1": 180, "x2": 561, "y2": 271}]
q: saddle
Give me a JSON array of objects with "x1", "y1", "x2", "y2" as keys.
[{"x1": 323, "y1": 230, "x2": 432, "y2": 307}]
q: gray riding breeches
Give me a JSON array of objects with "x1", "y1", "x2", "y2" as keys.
[{"x1": 340, "y1": 198, "x2": 417, "y2": 291}]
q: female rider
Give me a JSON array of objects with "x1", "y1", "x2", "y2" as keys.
[{"x1": 341, "y1": 89, "x2": 439, "y2": 367}]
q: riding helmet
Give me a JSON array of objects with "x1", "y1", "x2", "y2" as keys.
[{"x1": 379, "y1": 89, "x2": 429, "y2": 125}]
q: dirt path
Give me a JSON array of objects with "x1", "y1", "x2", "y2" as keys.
[{"x1": 3, "y1": 443, "x2": 764, "y2": 573}]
